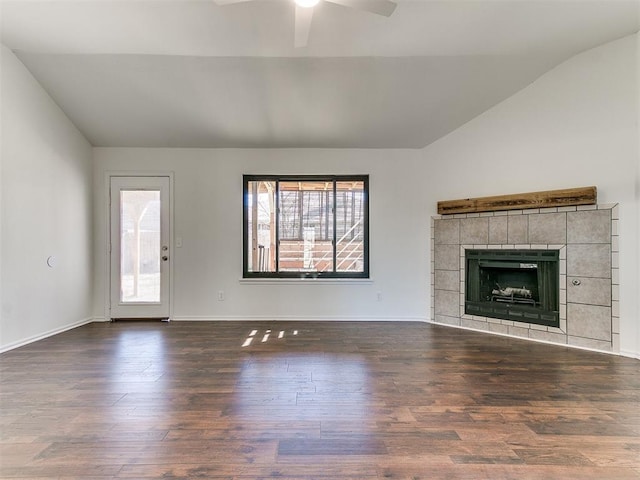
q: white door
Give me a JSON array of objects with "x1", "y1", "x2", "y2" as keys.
[{"x1": 110, "y1": 176, "x2": 170, "y2": 319}]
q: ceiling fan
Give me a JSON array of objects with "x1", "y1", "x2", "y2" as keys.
[{"x1": 214, "y1": 0, "x2": 397, "y2": 48}]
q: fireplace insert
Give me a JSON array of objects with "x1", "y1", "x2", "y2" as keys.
[{"x1": 465, "y1": 249, "x2": 559, "y2": 327}]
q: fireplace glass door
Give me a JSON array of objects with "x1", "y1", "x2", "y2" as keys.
[{"x1": 465, "y1": 250, "x2": 559, "y2": 327}]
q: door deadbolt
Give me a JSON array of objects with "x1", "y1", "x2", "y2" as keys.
[{"x1": 162, "y1": 256, "x2": 169, "y2": 261}]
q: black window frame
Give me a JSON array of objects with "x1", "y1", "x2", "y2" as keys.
[{"x1": 243, "y1": 174, "x2": 370, "y2": 279}]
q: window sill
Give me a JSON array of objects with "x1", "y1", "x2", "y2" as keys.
[{"x1": 239, "y1": 277, "x2": 374, "y2": 285}]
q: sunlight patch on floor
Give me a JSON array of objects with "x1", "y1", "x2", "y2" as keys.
[{"x1": 242, "y1": 328, "x2": 298, "y2": 347}]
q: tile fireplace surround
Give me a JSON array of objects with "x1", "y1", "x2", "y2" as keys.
[{"x1": 431, "y1": 204, "x2": 619, "y2": 353}]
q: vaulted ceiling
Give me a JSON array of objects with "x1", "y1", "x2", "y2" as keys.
[{"x1": 2, "y1": 0, "x2": 638, "y2": 148}]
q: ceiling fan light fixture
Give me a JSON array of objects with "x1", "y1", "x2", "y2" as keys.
[{"x1": 295, "y1": 0, "x2": 320, "y2": 8}]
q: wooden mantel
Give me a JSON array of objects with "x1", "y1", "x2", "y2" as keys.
[{"x1": 437, "y1": 186, "x2": 597, "y2": 215}]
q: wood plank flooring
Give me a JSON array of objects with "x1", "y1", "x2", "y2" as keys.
[{"x1": 1, "y1": 321, "x2": 639, "y2": 479}]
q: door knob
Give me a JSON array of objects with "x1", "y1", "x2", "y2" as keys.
[{"x1": 162, "y1": 256, "x2": 169, "y2": 261}]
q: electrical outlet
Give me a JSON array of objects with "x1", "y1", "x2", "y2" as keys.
[
  {"x1": 376, "y1": 291, "x2": 382, "y2": 301},
  {"x1": 218, "y1": 290, "x2": 225, "y2": 301}
]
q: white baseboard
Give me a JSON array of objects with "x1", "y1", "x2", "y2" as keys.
[
  {"x1": 620, "y1": 349, "x2": 640, "y2": 360},
  {"x1": 427, "y1": 319, "x2": 638, "y2": 358},
  {"x1": 0, "y1": 317, "x2": 95, "y2": 353},
  {"x1": 3, "y1": 317, "x2": 636, "y2": 360},
  {"x1": 172, "y1": 315, "x2": 428, "y2": 323}
]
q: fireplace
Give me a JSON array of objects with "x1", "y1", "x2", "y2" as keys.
[
  {"x1": 465, "y1": 250, "x2": 559, "y2": 327},
  {"x1": 433, "y1": 205, "x2": 617, "y2": 351}
]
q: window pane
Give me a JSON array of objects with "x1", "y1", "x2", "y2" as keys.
[
  {"x1": 243, "y1": 175, "x2": 368, "y2": 278},
  {"x1": 120, "y1": 190, "x2": 161, "y2": 302},
  {"x1": 336, "y1": 181, "x2": 365, "y2": 273},
  {"x1": 279, "y1": 181, "x2": 334, "y2": 273},
  {"x1": 247, "y1": 181, "x2": 276, "y2": 272}
]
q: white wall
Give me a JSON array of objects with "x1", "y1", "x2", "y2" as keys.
[
  {"x1": 422, "y1": 34, "x2": 639, "y2": 357},
  {"x1": 637, "y1": 33, "x2": 640, "y2": 355},
  {"x1": 92, "y1": 34, "x2": 639, "y2": 358},
  {"x1": 0, "y1": 45, "x2": 93, "y2": 351},
  {"x1": 93, "y1": 148, "x2": 428, "y2": 322},
  {"x1": 2, "y1": 31, "x2": 637, "y2": 358}
]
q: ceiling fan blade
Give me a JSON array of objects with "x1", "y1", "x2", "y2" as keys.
[
  {"x1": 294, "y1": 5, "x2": 314, "y2": 48},
  {"x1": 213, "y1": 0, "x2": 256, "y2": 5},
  {"x1": 324, "y1": 0, "x2": 397, "y2": 17}
]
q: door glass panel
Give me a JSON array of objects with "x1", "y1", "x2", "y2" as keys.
[{"x1": 120, "y1": 190, "x2": 161, "y2": 303}]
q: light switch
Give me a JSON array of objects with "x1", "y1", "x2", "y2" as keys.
[{"x1": 176, "y1": 237, "x2": 183, "y2": 248}]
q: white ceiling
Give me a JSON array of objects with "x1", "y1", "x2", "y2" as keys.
[{"x1": 2, "y1": 0, "x2": 638, "y2": 148}]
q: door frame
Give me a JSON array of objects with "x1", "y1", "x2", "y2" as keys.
[{"x1": 104, "y1": 172, "x2": 174, "y2": 321}]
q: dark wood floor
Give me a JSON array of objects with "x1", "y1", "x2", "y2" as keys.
[{"x1": 1, "y1": 321, "x2": 639, "y2": 479}]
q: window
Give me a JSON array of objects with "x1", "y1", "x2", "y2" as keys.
[{"x1": 243, "y1": 175, "x2": 369, "y2": 278}]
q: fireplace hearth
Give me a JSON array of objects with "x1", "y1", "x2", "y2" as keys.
[{"x1": 465, "y1": 249, "x2": 559, "y2": 327}]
